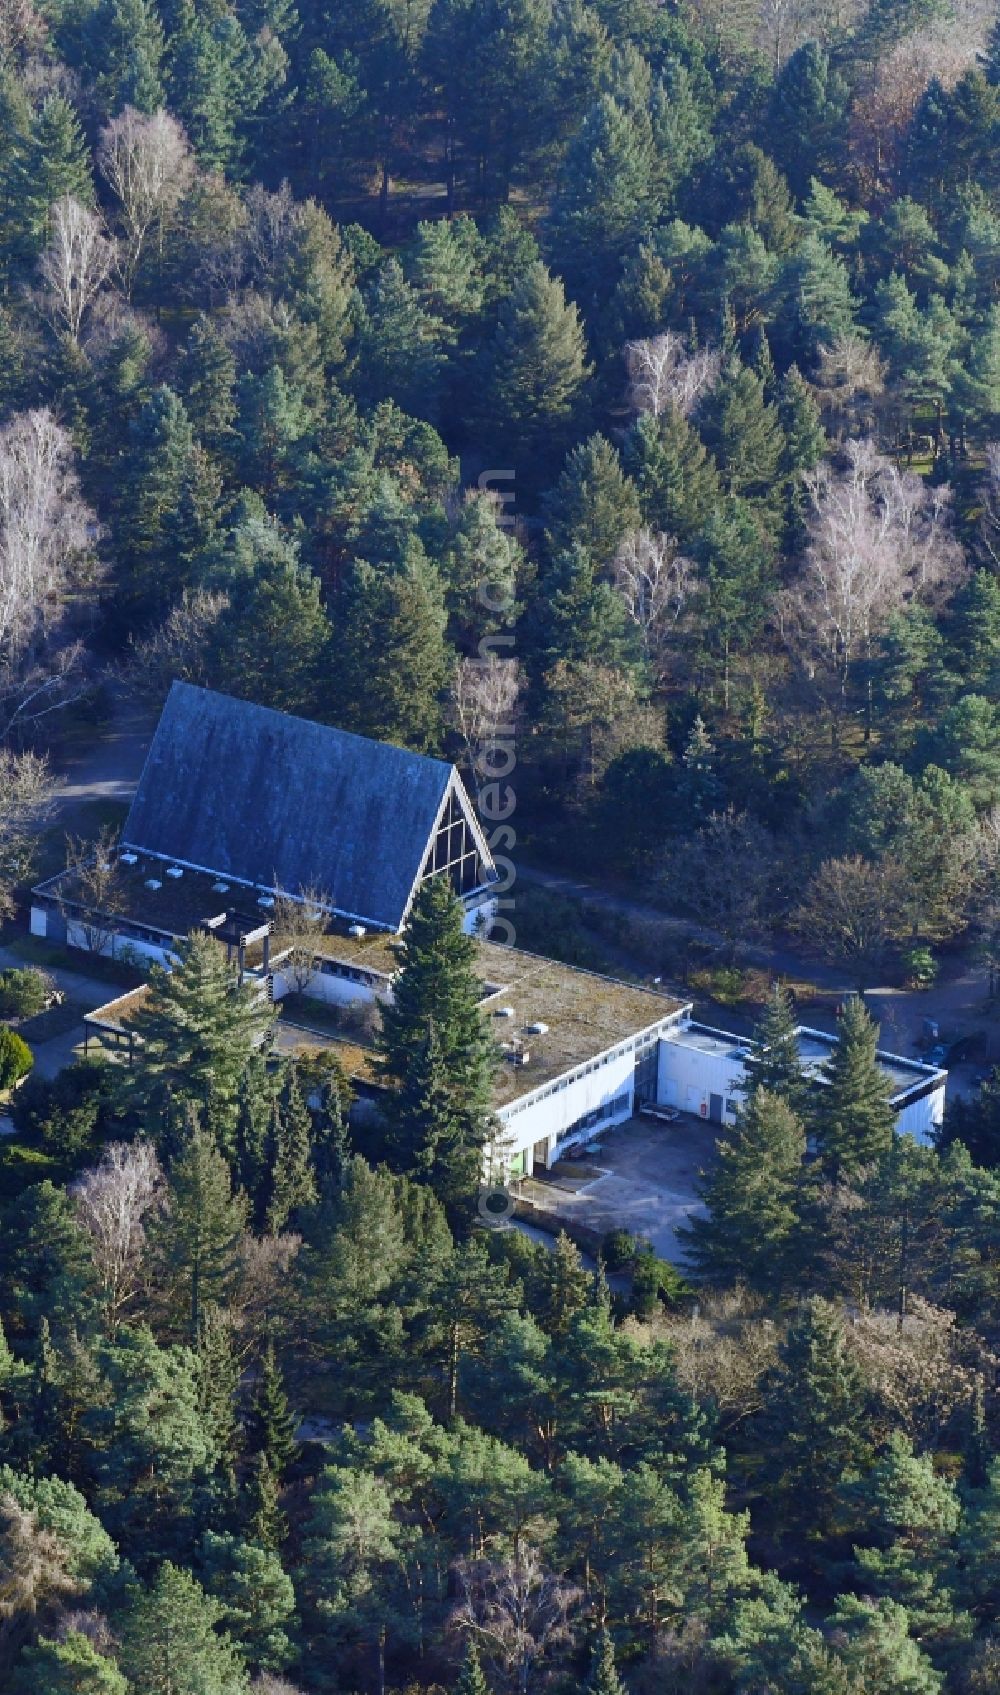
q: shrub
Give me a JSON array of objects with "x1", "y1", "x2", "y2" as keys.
[
  {"x1": 904, "y1": 945, "x2": 938, "y2": 989},
  {"x1": 10, "y1": 1058, "x2": 112, "y2": 1156},
  {"x1": 601, "y1": 1227, "x2": 637, "y2": 1271},
  {"x1": 630, "y1": 1243, "x2": 690, "y2": 1317},
  {"x1": 0, "y1": 1026, "x2": 33, "y2": 1091},
  {"x1": 0, "y1": 968, "x2": 52, "y2": 1021}
]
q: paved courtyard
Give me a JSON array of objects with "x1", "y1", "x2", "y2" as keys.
[{"x1": 517, "y1": 1114, "x2": 720, "y2": 1263}]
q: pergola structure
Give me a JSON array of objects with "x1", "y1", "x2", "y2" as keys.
[{"x1": 201, "y1": 910, "x2": 271, "y2": 984}]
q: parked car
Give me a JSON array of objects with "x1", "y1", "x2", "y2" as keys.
[{"x1": 639, "y1": 1102, "x2": 681, "y2": 1124}]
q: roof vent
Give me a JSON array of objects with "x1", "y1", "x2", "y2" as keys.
[
  {"x1": 166, "y1": 866, "x2": 184, "y2": 879},
  {"x1": 525, "y1": 1021, "x2": 549, "y2": 1036},
  {"x1": 144, "y1": 878, "x2": 162, "y2": 891},
  {"x1": 119, "y1": 852, "x2": 138, "y2": 866},
  {"x1": 494, "y1": 1006, "x2": 515, "y2": 1019},
  {"x1": 212, "y1": 881, "x2": 230, "y2": 894},
  {"x1": 348, "y1": 923, "x2": 367, "y2": 938},
  {"x1": 257, "y1": 895, "x2": 275, "y2": 910}
]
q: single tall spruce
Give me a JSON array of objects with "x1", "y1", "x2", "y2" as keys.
[
  {"x1": 816, "y1": 996, "x2": 896, "y2": 1180},
  {"x1": 454, "y1": 1638, "x2": 491, "y2": 1695},
  {"x1": 377, "y1": 879, "x2": 496, "y2": 1211},
  {"x1": 127, "y1": 931, "x2": 273, "y2": 1148},
  {"x1": 681, "y1": 1088, "x2": 806, "y2": 1291},
  {"x1": 266, "y1": 1064, "x2": 318, "y2": 1233},
  {"x1": 585, "y1": 1629, "x2": 626, "y2": 1695},
  {"x1": 154, "y1": 1117, "x2": 248, "y2": 1342},
  {"x1": 750, "y1": 984, "x2": 805, "y2": 1109},
  {"x1": 246, "y1": 1339, "x2": 298, "y2": 1483}
]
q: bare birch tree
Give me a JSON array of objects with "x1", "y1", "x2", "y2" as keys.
[
  {"x1": 37, "y1": 197, "x2": 117, "y2": 342},
  {"x1": 448, "y1": 655, "x2": 521, "y2": 801},
  {"x1": 614, "y1": 527, "x2": 693, "y2": 683},
  {"x1": 122, "y1": 587, "x2": 229, "y2": 704},
  {"x1": 57, "y1": 827, "x2": 128, "y2": 958},
  {"x1": 625, "y1": 332, "x2": 721, "y2": 420},
  {"x1": 785, "y1": 439, "x2": 965, "y2": 728},
  {"x1": 0, "y1": 749, "x2": 53, "y2": 918},
  {"x1": 72, "y1": 1140, "x2": 164, "y2": 1332},
  {"x1": 0, "y1": 410, "x2": 96, "y2": 659},
  {"x1": 271, "y1": 884, "x2": 332, "y2": 995},
  {"x1": 812, "y1": 337, "x2": 885, "y2": 441},
  {"x1": 97, "y1": 107, "x2": 193, "y2": 291},
  {"x1": 451, "y1": 1549, "x2": 581, "y2": 1695}
]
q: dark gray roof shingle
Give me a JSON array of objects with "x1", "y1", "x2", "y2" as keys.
[{"x1": 123, "y1": 683, "x2": 466, "y2": 931}]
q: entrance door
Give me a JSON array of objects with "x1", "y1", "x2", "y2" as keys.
[{"x1": 709, "y1": 1093, "x2": 724, "y2": 1124}]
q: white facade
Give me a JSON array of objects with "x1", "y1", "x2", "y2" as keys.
[
  {"x1": 656, "y1": 1029, "x2": 748, "y2": 1124},
  {"x1": 495, "y1": 1015, "x2": 683, "y2": 1176}
]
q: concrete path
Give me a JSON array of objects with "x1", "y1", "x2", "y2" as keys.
[{"x1": 49, "y1": 689, "x2": 153, "y2": 830}]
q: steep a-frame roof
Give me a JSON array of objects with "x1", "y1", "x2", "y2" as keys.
[{"x1": 123, "y1": 682, "x2": 495, "y2": 932}]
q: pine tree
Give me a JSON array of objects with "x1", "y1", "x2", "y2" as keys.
[
  {"x1": 853, "y1": 1433, "x2": 963, "y2": 1642},
  {"x1": 816, "y1": 997, "x2": 897, "y2": 1181},
  {"x1": 3, "y1": 94, "x2": 93, "y2": 269},
  {"x1": 13, "y1": 1630, "x2": 128, "y2": 1695},
  {"x1": 477, "y1": 260, "x2": 592, "y2": 487},
  {"x1": 696, "y1": 352, "x2": 785, "y2": 509},
  {"x1": 376, "y1": 878, "x2": 496, "y2": 1210},
  {"x1": 681, "y1": 1088, "x2": 806, "y2": 1292},
  {"x1": 750, "y1": 985, "x2": 806, "y2": 1107},
  {"x1": 584, "y1": 1630, "x2": 625, "y2": 1695},
  {"x1": 126, "y1": 931, "x2": 274, "y2": 1143},
  {"x1": 118, "y1": 1563, "x2": 249, "y2": 1695},
  {"x1": 177, "y1": 316, "x2": 237, "y2": 460},
  {"x1": 549, "y1": 93, "x2": 657, "y2": 298},
  {"x1": 758, "y1": 1297, "x2": 871, "y2": 1550},
  {"x1": 344, "y1": 550, "x2": 451, "y2": 750},
  {"x1": 453, "y1": 1638, "x2": 490, "y2": 1695},
  {"x1": 623, "y1": 409, "x2": 722, "y2": 544},
  {"x1": 543, "y1": 433, "x2": 641, "y2": 578},
  {"x1": 245, "y1": 1338, "x2": 297, "y2": 1482},
  {"x1": 526, "y1": 541, "x2": 641, "y2": 677},
  {"x1": 267, "y1": 1064, "x2": 318, "y2": 1233},
  {"x1": 152, "y1": 1119, "x2": 248, "y2": 1341}
]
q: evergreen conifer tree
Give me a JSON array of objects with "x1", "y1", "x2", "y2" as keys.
[
  {"x1": 266, "y1": 1064, "x2": 318, "y2": 1233},
  {"x1": 476, "y1": 260, "x2": 591, "y2": 486},
  {"x1": 543, "y1": 433, "x2": 641, "y2": 577},
  {"x1": 331, "y1": 552, "x2": 451, "y2": 753},
  {"x1": 816, "y1": 997, "x2": 896, "y2": 1180},
  {"x1": 127, "y1": 932, "x2": 273, "y2": 1145},
  {"x1": 118, "y1": 1562, "x2": 249, "y2": 1694},
  {"x1": 585, "y1": 1630, "x2": 626, "y2": 1695},
  {"x1": 681, "y1": 1088, "x2": 806, "y2": 1292},
  {"x1": 246, "y1": 1338, "x2": 297, "y2": 1482},
  {"x1": 152, "y1": 1118, "x2": 248, "y2": 1341},
  {"x1": 623, "y1": 409, "x2": 722, "y2": 543},
  {"x1": 750, "y1": 985, "x2": 805, "y2": 1107},
  {"x1": 377, "y1": 879, "x2": 495, "y2": 1211},
  {"x1": 758, "y1": 1296, "x2": 871, "y2": 1550},
  {"x1": 453, "y1": 1638, "x2": 490, "y2": 1695}
]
